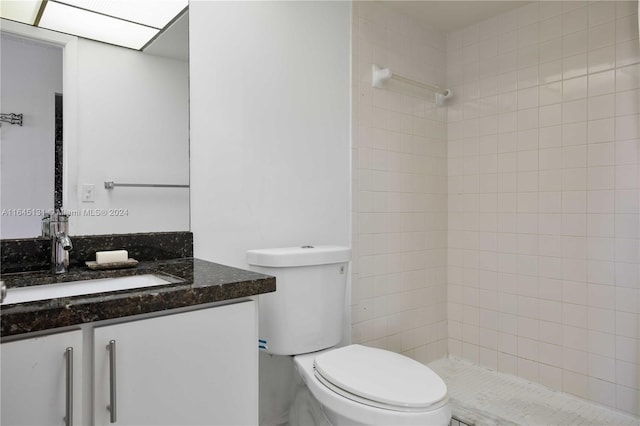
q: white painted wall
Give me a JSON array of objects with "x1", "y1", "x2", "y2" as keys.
[
  {"x1": 189, "y1": 0, "x2": 351, "y2": 268},
  {"x1": 189, "y1": 2, "x2": 351, "y2": 424},
  {"x1": 0, "y1": 34, "x2": 62, "y2": 238},
  {"x1": 68, "y1": 38, "x2": 190, "y2": 235}
]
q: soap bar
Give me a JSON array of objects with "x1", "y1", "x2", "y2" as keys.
[{"x1": 96, "y1": 250, "x2": 128, "y2": 264}]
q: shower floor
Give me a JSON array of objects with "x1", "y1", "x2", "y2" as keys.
[{"x1": 428, "y1": 358, "x2": 639, "y2": 426}]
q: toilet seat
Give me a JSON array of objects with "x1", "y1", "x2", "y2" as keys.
[
  {"x1": 313, "y1": 345, "x2": 448, "y2": 413},
  {"x1": 294, "y1": 345, "x2": 452, "y2": 425}
]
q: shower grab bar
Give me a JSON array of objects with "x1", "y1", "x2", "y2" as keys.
[{"x1": 104, "y1": 181, "x2": 189, "y2": 190}]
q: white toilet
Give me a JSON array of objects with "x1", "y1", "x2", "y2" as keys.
[{"x1": 247, "y1": 245, "x2": 451, "y2": 426}]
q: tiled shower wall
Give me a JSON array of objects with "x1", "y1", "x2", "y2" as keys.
[
  {"x1": 446, "y1": 1, "x2": 639, "y2": 415},
  {"x1": 351, "y1": 2, "x2": 449, "y2": 363}
]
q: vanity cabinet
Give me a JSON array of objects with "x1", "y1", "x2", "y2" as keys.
[
  {"x1": 93, "y1": 300, "x2": 258, "y2": 426},
  {"x1": 1, "y1": 329, "x2": 83, "y2": 426},
  {"x1": 2, "y1": 300, "x2": 257, "y2": 426}
]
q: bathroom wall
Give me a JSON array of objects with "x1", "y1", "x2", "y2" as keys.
[
  {"x1": 446, "y1": 1, "x2": 639, "y2": 415},
  {"x1": 351, "y1": 2, "x2": 449, "y2": 363},
  {"x1": 189, "y1": 1, "x2": 351, "y2": 267},
  {"x1": 189, "y1": 3, "x2": 351, "y2": 424},
  {"x1": 68, "y1": 38, "x2": 190, "y2": 235},
  {"x1": 1, "y1": 34, "x2": 62, "y2": 239}
]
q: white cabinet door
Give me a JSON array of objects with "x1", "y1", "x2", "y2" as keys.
[
  {"x1": 94, "y1": 300, "x2": 257, "y2": 426},
  {"x1": 1, "y1": 329, "x2": 83, "y2": 426}
]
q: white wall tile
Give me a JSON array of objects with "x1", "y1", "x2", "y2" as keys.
[
  {"x1": 562, "y1": 99, "x2": 587, "y2": 124},
  {"x1": 563, "y1": 76, "x2": 588, "y2": 101},
  {"x1": 589, "y1": 377, "x2": 617, "y2": 408},
  {"x1": 588, "y1": 118, "x2": 614, "y2": 144},
  {"x1": 615, "y1": 286, "x2": 639, "y2": 313},
  {"x1": 588, "y1": 94, "x2": 615, "y2": 120},
  {"x1": 540, "y1": 2, "x2": 563, "y2": 21},
  {"x1": 540, "y1": 15, "x2": 562, "y2": 42},
  {"x1": 616, "y1": 359, "x2": 640, "y2": 390},
  {"x1": 615, "y1": 335, "x2": 639, "y2": 363},
  {"x1": 588, "y1": 46, "x2": 616, "y2": 74},
  {"x1": 588, "y1": 22, "x2": 616, "y2": 51},
  {"x1": 615, "y1": 115, "x2": 640, "y2": 141},
  {"x1": 616, "y1": 39, "x2": 640, "y2": 68},
  {"x1": 588, "y1": 167, "x2": 615, "y2": 190},
  {"x1": 541, "y1": 38, "x2": 563, "y2": 65},
  {"x1": 589, "y1": 353, "x2": 616, "y2": 382},
  {"x1": 562, "y1": 6, "x2": 588, "y2": 36},
  {"x1": 445, "y1": 1, "x2": 639, "y2": 416},
  {"x1": 589, "y1": 330, "x2": 616, "y2": 358},
  {"x1": 563, "y1": 30, "x2": 588, "y2": 57},
  {"x1": 616, "y1": 64, "x2": 640, "y2": 91},
  {"x1": 588, "y1": 2, "x2": 616, "y2": 27},
  {"x1": 588, "y1": 283, "x2": 616, "y2": 309},
  {"x1": 616, "y1": 385, "x2": 640, "y2": 416},
  {"x1": 563, "y1": 54, "x2": 588, "y2": 79},
  {"x1": 616, "y1": 1, "x2": 638, "y2": 19},
  {"x1": 616, "y1": 89, "x2": 640, "y2": 116},
  {"x1": 354, "y1": 2, "x2": 448, "y2": 362},
  {"x1": 615, "y1": 14, "x2": 639, "y2": 43}
]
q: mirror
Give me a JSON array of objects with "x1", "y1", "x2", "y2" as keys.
[
  {"x1": 0, "y1": 32, "x2": 62, "y2": 238},
  {"x1": 0, "y1": 11, "x2": 190, "y2": 239}
]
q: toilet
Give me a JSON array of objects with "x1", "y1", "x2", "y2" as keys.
[{"x1": 247, "y1": 245, "x2": 451, "y2": 426}]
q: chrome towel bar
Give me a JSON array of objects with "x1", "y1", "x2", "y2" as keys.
[{"x1": 104, "y1": 181, "x2": 189, "y2": 190}]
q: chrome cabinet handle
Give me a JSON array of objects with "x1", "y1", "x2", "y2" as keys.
[
  {"x1": 107, "y1": 340, "x2": 117, "y2": 423},
  {"x1": 65, "y1": 347, "x2": 73, "y2": 426}
]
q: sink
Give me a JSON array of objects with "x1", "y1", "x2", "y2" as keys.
[{"x1": 1, "y1": 274, "x2": 175, "y2": 305}]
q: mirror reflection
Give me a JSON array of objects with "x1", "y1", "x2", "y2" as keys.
[
  {"x1": 0, "y1": 10, "x2": 190, "y2": 239},
  {"x1": 1, "y1": 32, "x2": 62, "y2": 238}
]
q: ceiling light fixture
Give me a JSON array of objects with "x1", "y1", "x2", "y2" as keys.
[
  {"x1": 0, "y1": 0, "x2": 42, "y2": 25},
  {"x1": 1, "y1": 0, "x2": 187, "y2": 50}
]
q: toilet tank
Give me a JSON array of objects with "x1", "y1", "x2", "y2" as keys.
[{"x1": 247, "y1": 245, "x2": 350, "y2": 356}]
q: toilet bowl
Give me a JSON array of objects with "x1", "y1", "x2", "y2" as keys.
[
  {"x1": 247, "y1": 246, "x2": 451, "y2": 426},
  {"x1": 289, "y1": 385, "x2": 331, "y2": 426},
  {"x1": 291, "y1": 345, "x2": 451, "y2": 425}
]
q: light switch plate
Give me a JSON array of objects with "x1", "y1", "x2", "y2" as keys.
[{"x1": 81, "y1": 184, "x2": 95, "y2": 203}]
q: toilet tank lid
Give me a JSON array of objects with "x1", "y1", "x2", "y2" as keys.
[{"x1": 246, "y1": 245, "x2": 350, "y2": 267}]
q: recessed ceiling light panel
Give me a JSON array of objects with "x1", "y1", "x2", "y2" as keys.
[
  {"x1": 38, "y1": 1, "x2": 159, "y2": 49},
  {"x1": 56, "y1": 0, "x2": 187, "y2": 28},
  {"x1": 0, "y1": 0, "x2": 42, "y2": 25}
]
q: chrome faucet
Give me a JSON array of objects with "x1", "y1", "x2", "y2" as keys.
[{"x1": 50, "y1": 211, "x2": 73, "y2": 274}]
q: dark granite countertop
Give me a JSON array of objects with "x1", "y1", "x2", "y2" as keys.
[{"x1": 0, "y1": 258, "x2": 275, "y2": 338}]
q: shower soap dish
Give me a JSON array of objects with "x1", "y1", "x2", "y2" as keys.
[{"x1": 86, "y1": 250, "x2": 138, "y2": 270}]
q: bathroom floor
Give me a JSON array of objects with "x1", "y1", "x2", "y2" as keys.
[{"x1": 429, "y1": 358, "x2": 639, "y2": 426}]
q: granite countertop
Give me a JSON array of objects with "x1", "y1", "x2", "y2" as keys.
[{"x1": 1, "y1": 258, "x2": 275, "y2": 338}]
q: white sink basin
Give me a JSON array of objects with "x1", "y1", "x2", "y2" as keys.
[{"x1": 1, "y1": 274, "x2": 174, "y2": 305}]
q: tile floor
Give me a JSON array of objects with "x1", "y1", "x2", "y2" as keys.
[{"x1": 430, "y1": 358, "x2": 639, "y2": 426}]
